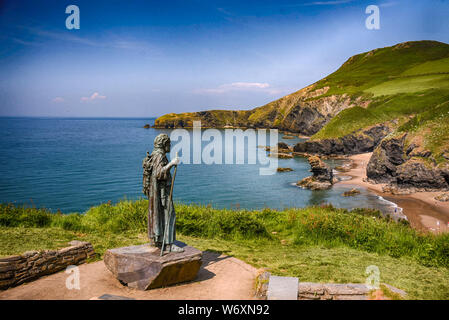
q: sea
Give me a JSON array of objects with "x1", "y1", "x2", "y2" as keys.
[{"x1": 0, "y1": 117, "x2": 398, "y2": 214}]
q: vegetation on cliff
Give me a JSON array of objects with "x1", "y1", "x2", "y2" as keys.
[{"x1": 1, "y1": 200, "x2": 449, "y2": 299}]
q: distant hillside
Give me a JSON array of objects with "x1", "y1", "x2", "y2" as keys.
[
  {"x1": 297, "y1": 40, "x2": 449, "y2": 163},
  {"x1": 154, "y1": 40, "x2": 449, "y2": 137},
  {"x1": 311, "y1": 40, "x2": 449, "y2": 139}
]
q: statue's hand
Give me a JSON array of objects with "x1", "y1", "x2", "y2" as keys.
[{"x1": 169, "y1": 156, "x2": 180, "y2": 167}]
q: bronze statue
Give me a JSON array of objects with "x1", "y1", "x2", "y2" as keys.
[{"x1": 143, "y1": 133, "x2": 183, "y2": 253}]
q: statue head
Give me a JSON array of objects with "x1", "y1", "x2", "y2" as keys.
[{"x1": 153, "y1": 133, "x2": 171, "y2": 153}]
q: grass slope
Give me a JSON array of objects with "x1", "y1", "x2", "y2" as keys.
[
  {"x1": 311, "y1": 41, "x2": 449, "y2": 154},
  {"x1": 1, "y1": 200, "x2": 449, "y2": 299}
]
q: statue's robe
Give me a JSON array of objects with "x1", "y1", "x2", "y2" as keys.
[{"x1": 143, "y1": 150, "x2": 176, "y2": 246}]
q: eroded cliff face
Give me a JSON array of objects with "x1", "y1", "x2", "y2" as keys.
[
  {"x1": 367, "y1": 133, "x2": 449, "y2": 191},
  {"x1": 153, "y1": 85, "x2": 362, "y2": 136},
  {"x1": 293, "y1": 123, "x2": 393, "y2": 155},
  {"x1": 280, "y1": 94, "x2": 356, "y2": 135},
  {"x1": 366, "y1": 133, "x2": 407, "y2": 182}
]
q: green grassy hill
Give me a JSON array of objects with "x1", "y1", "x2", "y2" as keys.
[
  {"x1": 312, "y1": 40, "x2": 449, "y2": 140},
  {"x1": 154, "y1": 41, "x2": 449, "y2": 143}
]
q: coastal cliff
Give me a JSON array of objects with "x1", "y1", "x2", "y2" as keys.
[
  {"x1": 367, "y1": 132, "x2": 449, "y2": 191},
  {"x1": 153, "y1": 86, "x2": 360, "y2": 136},
  {"x1": 293, "y1": 123, "x2": 393, "y2": 155}
]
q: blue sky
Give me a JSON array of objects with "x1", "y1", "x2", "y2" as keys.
[{"x1": 0, "y1": 0, "x2": 448, "y2": 117}]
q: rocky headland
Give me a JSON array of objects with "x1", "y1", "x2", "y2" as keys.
[
  {"x1": 366, "y1": 133, "x2": 449, "y2": 192},
  {"x1": 293, "y1": 123, "x2": 393, "y2": 156},
  {"x1": 153, "y1": 85, "x2": 364, "y2": 136}
]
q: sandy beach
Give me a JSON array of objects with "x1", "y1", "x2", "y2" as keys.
[{"x1": 337, "y1": 153, "x2": 449, "y2": 233}]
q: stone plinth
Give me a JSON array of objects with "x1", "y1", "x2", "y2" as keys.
[{"x1": 103, "y1": 241, "x2": 202, "y2": 290}]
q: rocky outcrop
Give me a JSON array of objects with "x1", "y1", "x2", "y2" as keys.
[
  {"x1": 366, "y1": 133, "x2": 407, "y2": 183},
  {"x1": 0, "y1": 241, "x2": 96, "y2": 290},
  {"x1": 435, "y1": 193, "x2": 449, "y2": 202},
  {"x1": 395, "y1": 160, "x2": 449, "y2": 190},
  {"x1": 277, "y1": 167, "x2": 293, "y2": 172},
  {"x1": 367, "y1": 133, "x2": 449, "y2": 191},
  {"x1": 309, "y1": 156, "x2": 333, "y2": 181},
  {"x1": 342, "y1": 188, "x2": 361, "y2": 197},
  {"x1": 297, "y1": 156, "x2": 334, "y2": 190},
  {"x1": 277, "y1": 142, "x2": 292, "y2": 152},
  {"x1": 293, "y1": 123, "x2": 392, "y2": 156}
]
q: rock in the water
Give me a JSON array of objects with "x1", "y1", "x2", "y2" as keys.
[
  {"x1": 143, "y1": 124, "x2": 150, "y2": 129},
  {"x1": 103, "y1": 241, "x2": 202, "y2": 291},
  {"x1": 342, "y1": 188, "x2": 361, "y2": 197},
  {"x1": 277, "y1": 142, "x2": 291, "y2": 152},
  {"x1": 297, "y1": 156, "x2": 334, "y2": 190},
  {"x1": 268, "y1": 152, "x2": 293, "y2": 159},
  {"x1": 277, "y1": 167, "x2": 293, "y2": 172},
  {"x1": 297, "y1": 176, "x2": 332, "y2": 190},
  {"x1": 308, "y1": 155, "x2": 333, "y2": 182}
]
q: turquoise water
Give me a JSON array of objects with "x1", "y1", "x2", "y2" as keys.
[{"x1": 0, "y1": 117, "x2": 395, "y2": 214}]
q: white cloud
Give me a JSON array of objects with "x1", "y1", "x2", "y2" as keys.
[
  {"x1": 52, "y1": 97, "x2": 64, "y2": 103},
  {"x1": 194, "y1": 82, "x2": 270, "y2": 94},
  {"x1": 81, "y1": 92, "x2": 106, "y2": 102}
]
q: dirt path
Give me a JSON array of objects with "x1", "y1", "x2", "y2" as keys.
[
  {"x1": 338, "y1": 153, "x2": 449, "y2": 233},
  {"x1": 0, "y1": 251, "x2": 258, "y2": 300}
]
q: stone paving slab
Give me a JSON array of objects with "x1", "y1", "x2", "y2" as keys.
[{"x1": 267, "y1": 276, "x2": 298, "y2": 300}]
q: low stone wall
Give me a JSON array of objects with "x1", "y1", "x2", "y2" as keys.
[
  {"x1": 298, "y1": 282, "x2": 370, "y2": 300},
  {"x1": 0, "y1": 240, "x2": 95, "y2": 290},
  {"x1": 255, "y1": 271, "x2": 406, "y2": 300}
]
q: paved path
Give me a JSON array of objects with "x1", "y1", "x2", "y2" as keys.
[{"x1": 0, "y1": 251, "x2": 258, "y2": 300}]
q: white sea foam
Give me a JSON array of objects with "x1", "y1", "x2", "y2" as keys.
[{"x1": 377, "y1": 195, "x2": 407, "y2": 220}]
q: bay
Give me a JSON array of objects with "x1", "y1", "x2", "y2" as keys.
[{"x1": 0, "y1": 117, "x2": 395, "y2": 214}]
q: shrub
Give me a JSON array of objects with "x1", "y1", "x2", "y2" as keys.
[
  {"x1": 176, "y1": 204, "x2": 270, "y2": 240},
  {"x1": 0, "y1": 204, "x2": 52, "y2": 227}
]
